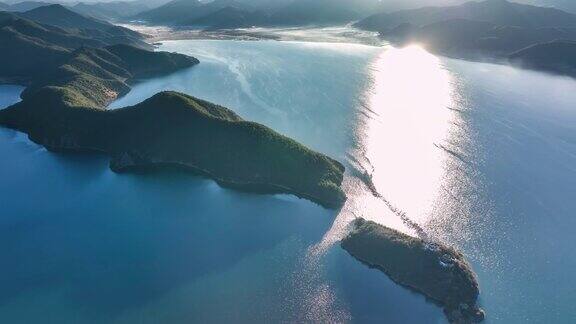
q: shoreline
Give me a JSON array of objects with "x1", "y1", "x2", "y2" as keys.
[
  {"x1": 123, "y1": 22, "x2": 569, "y2": 81},
  {"x1": 119, "y1": 23, "x2": 384, "y2": 47}
]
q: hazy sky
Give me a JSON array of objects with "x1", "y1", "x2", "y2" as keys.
[{"x1": 2, "y1": 0, "x2": 575, "y2": 14}]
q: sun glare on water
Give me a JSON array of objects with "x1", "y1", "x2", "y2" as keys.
[
  {"x1": 364, "y1": 45, "x2": 455, "y2": 223},
  {"x1": 314, "y1": 45, "x2": 459, "y2": 252}
]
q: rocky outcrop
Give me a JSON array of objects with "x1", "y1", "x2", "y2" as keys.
[{"x1": 342, "y1": 218, "x2": 484, "y2": 323}]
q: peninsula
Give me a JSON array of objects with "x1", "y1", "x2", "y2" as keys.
[{"x1": 0, "y1": 5, "x2": 346, "y2": 209}]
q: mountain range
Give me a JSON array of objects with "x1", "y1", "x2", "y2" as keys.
[
  {"x1": 357, "y1": 0, "x2": 576, "y2": 31},
  {"x1": 132, "y1": 0, "x2": 383, "y2": 27},
  {"x1": 0, "y1": 0, "x2": 164, "y2": 21},
  {"x1": 4, "y1": 0, "x2": 576, "y2": 28},
  {"x1": 71, "y1": 1, "x2": 152, "y2": 21},
  {"x1": 4, "y1": 0, "x2": 576, "y2": 76}
]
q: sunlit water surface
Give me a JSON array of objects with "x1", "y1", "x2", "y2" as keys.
[{"x1": 1, "y1": 40, "x2": 576, "y2": 323}]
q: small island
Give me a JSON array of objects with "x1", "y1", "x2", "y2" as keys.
[{"x1": 342, "y1": 218, "x2": 484, "y2": 323}]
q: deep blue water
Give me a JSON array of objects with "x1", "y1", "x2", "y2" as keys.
[
  {"x1": 0, "y1": 44, "x2": 444, "y2": 323},
  {"x1": 442, "y1": 61, "x2": 576, "y2": 323},
  {"x1": 1, "y1": 39, "x2": 576, "y2": 323}
]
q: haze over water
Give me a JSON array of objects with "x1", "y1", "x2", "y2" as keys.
[{"x1": 1, "y1": 39, "x2": 576, "y2": 323}]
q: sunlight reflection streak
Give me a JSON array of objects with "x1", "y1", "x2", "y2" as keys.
[
  {"x1": 365, "y1": 45, "x2": 455, "y2": 228},
  {"x1": 315, "y1": 45, "x2": 458, "y2": 253}
]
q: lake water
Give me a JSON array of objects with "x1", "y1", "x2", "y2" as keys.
[{"x1": 2, "y1": 40, "x2": 576, "y2": 323}]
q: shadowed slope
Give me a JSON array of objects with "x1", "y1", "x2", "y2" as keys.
[
  {"x1": 0, "y1": 9, "x2": 152, "y2": 83},
  {"x1": 509, "y1": 40, "x2": 576, "y2": 76}
]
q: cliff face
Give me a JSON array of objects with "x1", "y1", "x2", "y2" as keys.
[{"x1": 342, "y1": 219, "x2": 484, "y2": 323}]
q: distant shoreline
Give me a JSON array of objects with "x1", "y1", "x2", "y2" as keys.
[{"x1": 119, "y1": 23, "x2": 384, "y2": 47}]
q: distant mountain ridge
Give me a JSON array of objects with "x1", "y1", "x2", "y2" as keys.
[
  {"x1": 266, "y1": 0, "x2": 380, "y2": 26},
  {"x1": 71, "y1": 1, "x2": 151, "y2": 22},
  {"x1": 2, "y1": 1, "x2": 53, "y2": 12},
  {"x1": 356, "y1": 0, "x2": 576, "y2": 77},
  {"x1": 15, "y1": 5, "x2": 145, "y2": 42},
  {"x1": 19, "y1": 4, "x2": 114, "y2": 29},
  {"x1": 183, "y1": 6, "x2": 267, "y2": 29},
  {"x1": 0, "y1": 7, "x2": 149, "y2": 83},
  {"x1": 357, "y1": 0, "x2": 576, "y2": 31},
  {"x1": 133, "y1": 0, "x2": 382, "y2": 27},
  {"x1": 0, "y1": 1, "x2": 153, "y2": 22},
  {"x1": 133, "y1": 0, "x2": 203, "y2": 23},
  {"x1": 131, "y1": 0, "x2": 576, "y2": 28}
]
